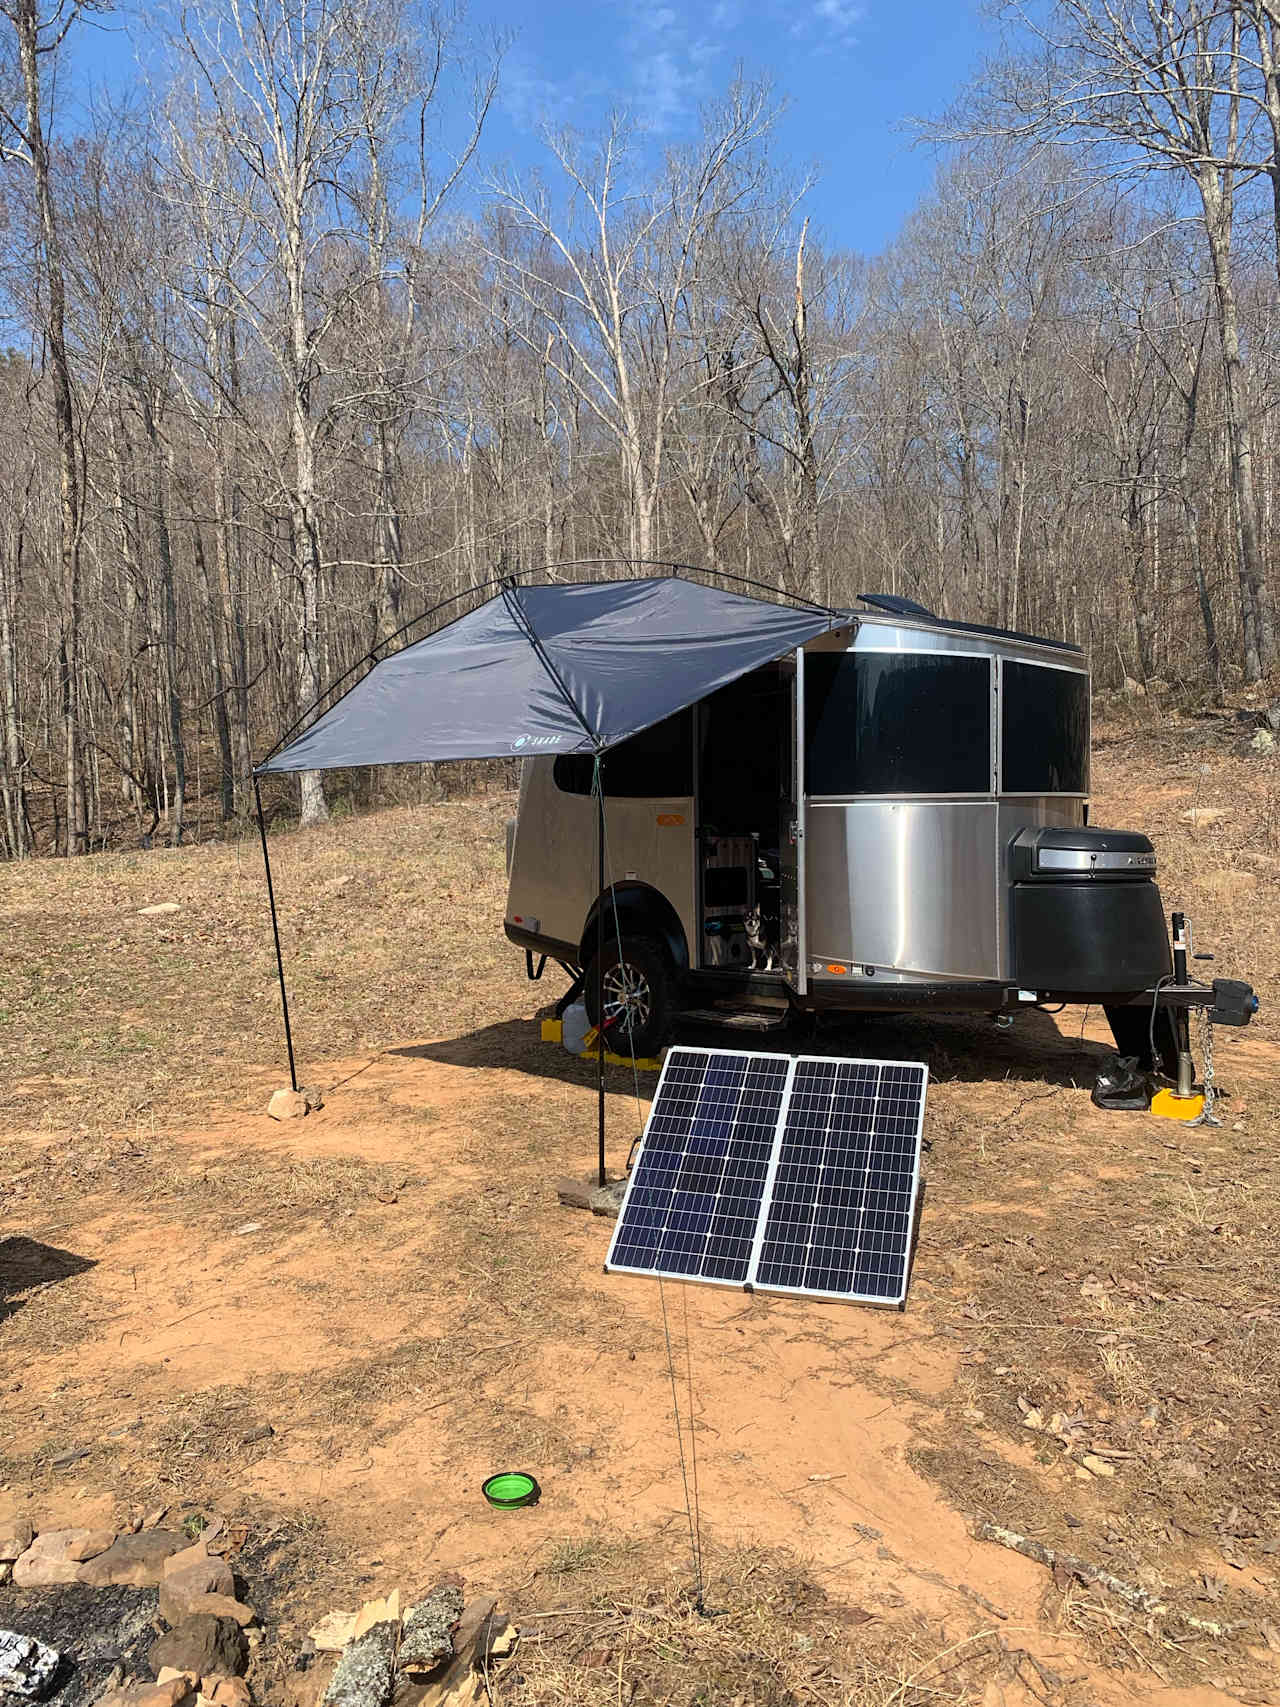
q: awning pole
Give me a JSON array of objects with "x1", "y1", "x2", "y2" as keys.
[
  {"x1": 254, "y1": 774, "x2": 299, "y2": 1094},
  {"x1": 596, "y1": 764, "x2": 606, "y2": 1188}
]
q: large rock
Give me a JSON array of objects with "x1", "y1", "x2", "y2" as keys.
[
  {"x1": 267, "y1": 1089, "x2": 307, "y2": 1121},
  {"x1": 0, "y1": 1520, "x2": 33, "y2": 1563},
  {"x1": 149, "y1": 1617, "x2": 248, "y2": 1681},
  {"x1": 0, "y1": 1629, "x2": 61, "y2": 1700},
  {"x1": 159, "y1": 1556, "x2": 236, "y2": 1626},
  {"x1": 79, "y1": 1530, "x2": 189, "y2": 1588},
  {"x1": 13, "y1": 1529, "x2": 110, "y2": 1587}
]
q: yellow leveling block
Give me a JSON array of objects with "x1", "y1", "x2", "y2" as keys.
[
  {"x1": 1150, "y1": 1087, "x2": 1206, "y2": 1121},
  {"x1": 540, "y1": 1017, "x2": 663, "y2": 1072}
]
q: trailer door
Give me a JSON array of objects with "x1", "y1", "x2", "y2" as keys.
[{"x1": 778, "y1": 654, "x2": 807, "y2": 994}]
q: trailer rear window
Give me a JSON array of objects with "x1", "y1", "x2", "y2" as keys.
[
  {"x1": 805, "y1": 652, "x2": 992, "y2": 795},
  {"x1": 553, "y1": 709, "x2": 694, "y2": 797},
  {"x1": 1001, "y1": 662, "x2": 1089, "y2": 793}
]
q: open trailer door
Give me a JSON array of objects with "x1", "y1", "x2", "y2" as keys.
[{"x1": 778, "y1": 652, "x2": 807, "y2": 996}]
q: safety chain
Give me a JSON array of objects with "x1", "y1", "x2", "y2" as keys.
[{"x1": 1194, "y1": 1007, "x2": 1221, "y2": 1127}]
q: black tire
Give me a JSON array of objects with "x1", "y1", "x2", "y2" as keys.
[{"x1": 584, "y1": 934, "x2": 673, "y2": 1060}]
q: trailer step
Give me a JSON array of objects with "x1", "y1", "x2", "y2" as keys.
[{"x1": 680, "y1": 1006, "x2": 790, "y2": 1032}]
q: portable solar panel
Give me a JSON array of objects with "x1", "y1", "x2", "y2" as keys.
[{"x1": 605, "y1": 1047, "x2": 927, "y2": 1307}]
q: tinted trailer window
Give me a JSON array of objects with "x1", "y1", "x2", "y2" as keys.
[
  {"x1": 804, "y1": 653, "x2": 992, "y2": 795},
  {"x1": 1001, "y1": 662, "x2": 1089, "y2": 794}
]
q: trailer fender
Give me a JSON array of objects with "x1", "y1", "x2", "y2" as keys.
[{"x1": 580, "y1": 883, "x2": 689, "y2": 973}]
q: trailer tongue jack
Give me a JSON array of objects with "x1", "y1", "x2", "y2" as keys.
[{"x1": 1144, "y1": 910, "x2": 1259, "y2": 1123}]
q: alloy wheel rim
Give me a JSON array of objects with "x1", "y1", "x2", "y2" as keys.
[{"x1": 602, "y1": 961, "x2": 652, "y2": 1034}]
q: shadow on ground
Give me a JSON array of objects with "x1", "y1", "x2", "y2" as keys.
[
  {"x1": 397, "y1": 1004, "x2": 1115, "y2": 1091},
  {"x1": 0, "y1": 1236, "x2": 97, "y2": 1327}
]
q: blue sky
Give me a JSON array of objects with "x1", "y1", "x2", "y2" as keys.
[{"x1": 63, "y1": 0, "x2": 993, "y2": 257}]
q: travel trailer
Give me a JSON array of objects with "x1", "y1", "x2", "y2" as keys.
[{"x1": 503, "y1": 593, "x2": 1250, "y2": 1068}]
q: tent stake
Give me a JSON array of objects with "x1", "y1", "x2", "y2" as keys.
[
  {"x1": 254, "y1": 774, "x2": 299, "y2": 1094},
  {"x1": 596, "y1": 766, "x2": 606, "y2": 1188}
]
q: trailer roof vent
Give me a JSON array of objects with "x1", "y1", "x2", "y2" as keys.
[{"x1": 857, "y1": 592, "x2": 937, "y2": 619}]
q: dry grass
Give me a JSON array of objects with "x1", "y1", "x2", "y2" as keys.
[
  {"x1": 0, "y1": 795, "x2": 522, "y2": 1137},
  {"x1": 490, "y1": 1538, "x2": 1005, "y2": 1707},
  {"x1": 3, "y1": 717, "x2": 1280, "y2": 1705}
]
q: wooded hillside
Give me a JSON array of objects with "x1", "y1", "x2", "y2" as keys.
[{"x1": 2, "y1": 0, "x2": 1277, "y2": 856}]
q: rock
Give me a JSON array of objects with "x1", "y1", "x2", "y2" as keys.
[
  {"x1": 0, "y1": 1628, "x2": 61, "y2": 1700},
  {"x1": 149, "y1": 1617, "x2": 248, "y2": 1681},
  {"x1": 240, "y1": 1427, "x2": 273, "y2": 1446},
  {"x1": 1251, "y1": 728, "x2": 1276, "y2": 755},
  {"x1": 320, "y1": 1619, "x2": 398, "y2": 1707},
  {"x1": 156, "y1": 1669, "x2": 201, "y2": 1690},
  {"x1": 1080, "y1": 1453, "x2": 1116, "y2": 1478},
  {"x1": 13, "y1": 1529, "x2": 107, "y2": 1586},
  {"x1": 139, "y1": 902, "x2": 181, "y2": 917},
  {"x1": 1180, "y1": 806, "x2": 1229, "y2": 827},
  {"x1": 0, "y1": 1519, "x2": 33, "y2": 1562},
  {"x1": 555, "y1": 1176, "x2": 626, "y2": 1218},
  {"x1": 0, "y1": 1564, "x2": 10, "y2": 1586},
  {"x1": 67, "y1": 1528, "x2": 117, "y2": 1562},
  {"x1": 400, "y1": 1583, "x2": 465, "y2": 1675},
  {"x1": 1266, "y1": 706, "x2": 1280, "y2": 732},
  {"x1": 267, "y1": 1090, "x2": 308, "y2": 1121},
  {"x1": 78, "y1": 1530, "x2": 189, "y2": 1588},
  {"x1": 208, "y1": 1680, "x2": 252, "y2": 1707},
  {"x1": 50, "y1": 1447, "x2": 91, "y2": 1470},
  {"x1": 159, "y1": 1556, "x2": 237, "y2": 1626},
  {"x1": 100, "y1": 1679, "x2": 196, "y2": 1707},
  {"x1": 179, "y1": 1594, "x2": 256, "y2": 1629},
  {"x1": 306, "y1": 1614, "x2": 356, "y2": 1655},
  {"x1": 301, "y1": 1087, "x2": 324, "y2": 1112},
  {"x1": 1121, "y1": 677, "x2": 1145, "y2": 697},
  {"x1": 414, "y1": 1599, "x2": 504, "y2": 1707}
]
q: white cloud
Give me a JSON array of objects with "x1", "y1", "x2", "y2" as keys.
[{"x1": 809, "y1": 0, "x2": 864, "y2": 45}]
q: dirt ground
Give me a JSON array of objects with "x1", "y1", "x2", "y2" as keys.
[{"x1": 2, "y1": 706, "x2": 1279, "y2": 1707}]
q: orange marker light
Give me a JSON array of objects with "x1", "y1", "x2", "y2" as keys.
[
  {"x1": 656, "y1": 813, "x2": 685, "y2": 826},
  {"x1": 826, "y1": 963, "x2": 847, "y2": 975}
]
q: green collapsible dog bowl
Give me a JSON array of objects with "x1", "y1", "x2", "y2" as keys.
[{"x1": 482, "y1": 1470, "x2": 541, "y2": 1509}]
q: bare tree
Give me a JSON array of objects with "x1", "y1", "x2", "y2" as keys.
[
  {"x1": 0, "y1": 0, "x2": 93, "y2": 851},
  {"x1": 486, "y1": 82, "x2": 778, "y2": 564},
  {"x1": 964, "y1": 0, "x2": 1275, "y2": 675}
]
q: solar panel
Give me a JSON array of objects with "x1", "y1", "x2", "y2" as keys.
[
  {"x1": 606, "y1": 1049, "x2": 792, "y2": 1287},
  {"x1": 606, "y1": 1048, "x2": 927, "y2": 1307}
]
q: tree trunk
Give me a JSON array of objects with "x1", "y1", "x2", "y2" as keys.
[
  {"x1": 207, "y1": 291, "x2": 253, "y2": 813},
  {"x1": 792, "y1": 219, "x2": 820, "y2": 598},
  {"x1": 287, "y1": 218, "x2": 329, "y2": 826},
  {"x1": 0, "y1": 521, "x2": 29, "y2": 857},
  {"x1": 137, "y1": 378, "x2": 186, "y2": 845},
  {"x1": 1198, "y1": 169, "x2": 1274, "y2": 679},
  {"x1": 17, "y1": 0, "x2": 85, "y2": 854}
]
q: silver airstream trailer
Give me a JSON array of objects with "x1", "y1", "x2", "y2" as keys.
[{"x1": 503, "y1": 593, "x2": 1251, "y2": 1069}]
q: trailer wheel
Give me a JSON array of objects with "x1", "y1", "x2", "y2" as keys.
[{"x1": 584, "y1": 935, "x2": 673, "y2": 1060}]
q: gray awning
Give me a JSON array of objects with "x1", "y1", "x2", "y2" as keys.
[{"x1": 258, "y1": 577, "x2": 836, "y2": 773}]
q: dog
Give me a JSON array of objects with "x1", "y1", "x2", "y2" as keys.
[{"x1": 745, "y1": 905, "x2": 775, "y2": 972}]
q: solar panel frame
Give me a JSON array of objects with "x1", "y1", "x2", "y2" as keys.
[
  {"x1": 604, "y1": 1047, "x2": 796, "y2": 1290},
  {"x1": 605, "y1": 1047, "x2": 928, "y2": 1308},
  {"x1": 749, "y1": 1055, "x2": 927, "y2": 1308}
]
